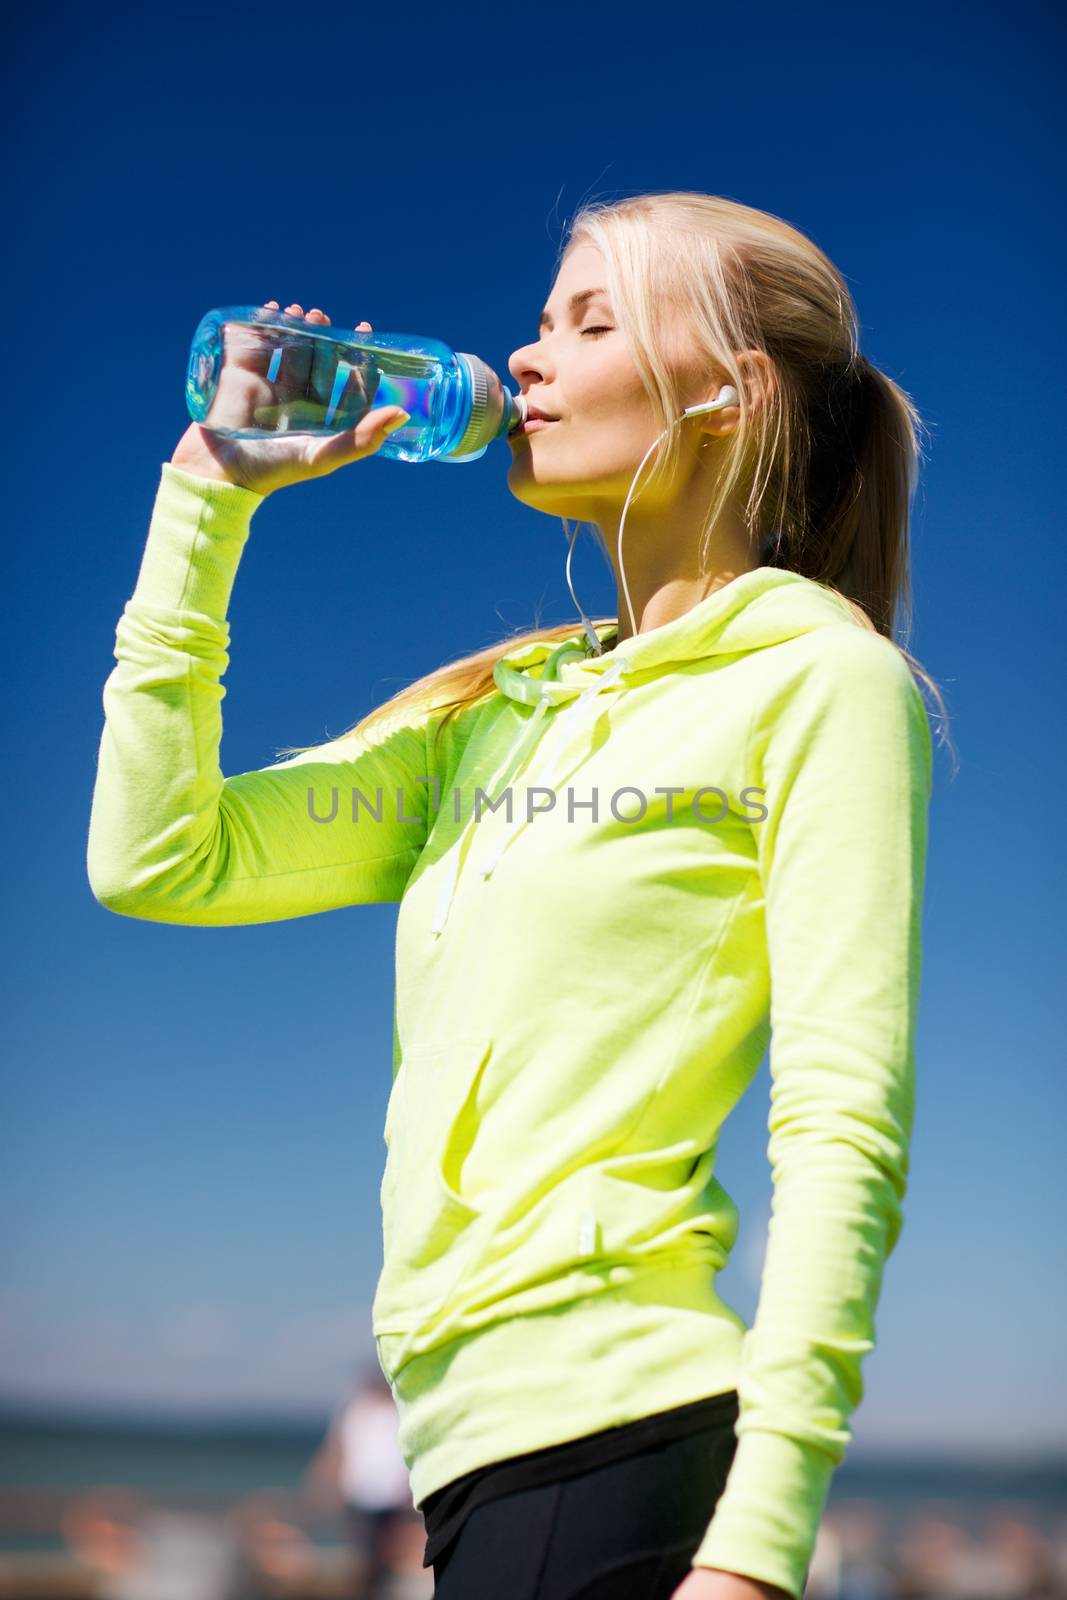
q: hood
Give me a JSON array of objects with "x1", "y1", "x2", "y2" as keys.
[{"x1": 429, "y1": 565, "x2": 859, "y2": 937}]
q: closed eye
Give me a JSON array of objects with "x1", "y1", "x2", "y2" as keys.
[{"x1": 581, "y1": 326, "x2": 613, "y2": 338}]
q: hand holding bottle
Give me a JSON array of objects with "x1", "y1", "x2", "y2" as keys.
[{"x1": 170, "y1": 303, "x2": 410, "y2": 496}]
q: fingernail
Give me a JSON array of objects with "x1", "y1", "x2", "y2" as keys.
[{"x1": 384, "y1": 412, "x2": 410, "y2": 433}]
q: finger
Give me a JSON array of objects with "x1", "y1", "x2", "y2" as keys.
[
  {"x1": 303, "y1": 305, "x2": 342, "y2": 409},
  {"x1": 308, "y1": 320, "x2": 340, "y2": 411},
  {"x1": 327, "y1": 324, "x2": 378, "y2": 425},
  {"x1": 277, "y1": 303, "x2": 314, "y2": 394},
  {"x1": 305, "y1": 308, "x2": 331, "y2": 383},
  {"x1": 224, "y1": 317, "x2": 279, "y2": 382},
  {"x1": 306, "y1": 407, "x2": 409, "y2": 476},
  {"x1": 332, "y1": 361, "x2": 376, "y2": 428}
]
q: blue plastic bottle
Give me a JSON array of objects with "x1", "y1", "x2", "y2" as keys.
[{"x1": 185, "y1": 305, "x2": 529, "y2": 464}]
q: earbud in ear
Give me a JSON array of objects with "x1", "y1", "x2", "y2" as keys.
[{"x1": 683, "y1": 386, "x2": 739, "y2": 418}]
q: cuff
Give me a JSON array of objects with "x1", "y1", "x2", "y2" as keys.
[
  {"x1": 128, "y1": 462, "x2": 266, "y2": 617},
  {"x1": 688, "y1": 1425, "x2": 837, "y2": 1600}
]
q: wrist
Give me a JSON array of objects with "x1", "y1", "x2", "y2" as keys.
[
  {"x1": 168, "y1": 450, "x2": 245, "y2": 489},
  {"x1": 169, "y1": 422, "x2": 264, "y2": 494}
]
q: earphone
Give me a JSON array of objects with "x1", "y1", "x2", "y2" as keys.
[
  {"x1": 564, "y1": 385, "x2": 740, "y2": 652},
  {"x1": 680, "y1": 389, "x2": 740, "y2": 419}
]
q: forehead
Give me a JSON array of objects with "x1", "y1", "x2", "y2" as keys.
[
  {"x1": 550, "y1": 242, "x2": 606, "y2": 296},
  {"x1": 539, "y1": 245, "x2": 615, "y2": 332}
]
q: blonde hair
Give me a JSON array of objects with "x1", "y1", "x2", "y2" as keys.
[{"x1": 276, "y1": 190, "x2": 953, "y2": 771}]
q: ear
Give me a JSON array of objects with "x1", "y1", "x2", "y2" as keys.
[{"x1": 694, "y1": 348, "x2": 775, "y2": 441}]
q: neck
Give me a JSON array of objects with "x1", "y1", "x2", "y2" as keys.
[{"x1": 595, "y1": 463, "x2": 759, "y2": 646}]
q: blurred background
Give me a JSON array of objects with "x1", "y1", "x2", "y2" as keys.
[{"x1": 3, "y1": 0, "x2": 1065, "y2": 1595}]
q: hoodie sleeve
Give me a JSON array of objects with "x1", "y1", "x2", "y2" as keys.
[
  {"x1": 87, "y1": 462, "x2": 443, "y2": 927},
  {"x1": 689, "y1": 625, "x2": 933, "y2": 1598}
]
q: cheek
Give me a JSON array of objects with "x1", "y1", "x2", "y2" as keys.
[
  {"x1": 568, "y1": 357, "x2": 649, "y2": 430},
  {"x1": 563, "y1": 348, "x2": 639, "y2": 416}
]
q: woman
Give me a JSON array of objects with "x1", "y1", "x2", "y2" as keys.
[{"x1": 87, "y1": 191, "x2": 948, "y2": 1600}]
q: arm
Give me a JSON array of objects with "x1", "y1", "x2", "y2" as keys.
[
  {"x1": 685, "y1": 627, "x2": 933, "y2": 1599},
  {"x1": 301, "y1": 1408, "x2": 345, "y2": 1513},
  {"x1": 87, "y1": 463, "x2": 447, "y2": 925}
]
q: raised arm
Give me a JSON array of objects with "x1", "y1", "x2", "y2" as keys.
[{"x1": 87, "y1": 463, "x2": 444, "y2": 926}]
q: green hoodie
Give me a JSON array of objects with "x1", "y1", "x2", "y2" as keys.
[{"x1": 88, "y1": 464, "x2": 933, "y2": 1598}]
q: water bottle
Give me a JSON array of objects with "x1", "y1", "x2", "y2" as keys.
[{"x1": 185, "y1": 305, "x2": 529, "y2": 465}]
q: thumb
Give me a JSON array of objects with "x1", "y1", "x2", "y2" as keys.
[{"x1": 306, "y1": 407, "x2": 410, "y2": 475}]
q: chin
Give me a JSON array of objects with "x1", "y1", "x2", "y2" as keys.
[
  {"x1": 505, "y1": 462, "x2": 603, "y2": 522},
  {"x1": 506, "y1": 486, "x2": 596, "y2": 521}
]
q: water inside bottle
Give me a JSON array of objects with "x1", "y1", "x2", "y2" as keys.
[{"x1": 187, "y1": 312, "x2": 452, "y2": 444}]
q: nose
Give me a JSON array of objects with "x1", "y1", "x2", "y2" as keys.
[{"x1": 508, "y1": 336, "x2": 547, "y2": 388}]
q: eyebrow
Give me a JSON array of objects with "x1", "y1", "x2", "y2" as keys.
[{"x1": 538, "y1": 288, "x2": 612, "y2": 332}]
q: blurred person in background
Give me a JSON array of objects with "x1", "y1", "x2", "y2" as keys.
[{"x1": 304, "y1": 1364, "x2": 418, "y2": 1597}]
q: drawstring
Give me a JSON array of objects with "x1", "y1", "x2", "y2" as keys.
[
  {"x1": 429, "y1": 694, "x2": 554, "y2": 938},
  {"x1": 425, "y1": 656, "x2": 627, "y2": 934},
  {"x1": 477, "y1": 658, "x2": 627, "y2": 882},
  {"x1": 428, "y1": 654, "x2": 626, "y2": 939}
]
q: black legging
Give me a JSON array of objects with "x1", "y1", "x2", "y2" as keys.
[{"x1": 430, "y1": 1416, "x2": 739, "y2": 1600}]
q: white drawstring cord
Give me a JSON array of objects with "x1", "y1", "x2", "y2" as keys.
[
  {"x1": 478, "y1": 659, "x2": 626, "y2": 881},
  {"x1": 429, "y1": 695, "x2": 554, "y2": 937}
]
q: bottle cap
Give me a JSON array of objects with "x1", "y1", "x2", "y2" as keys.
[{"x1": 442, "y1": 353, "x2": 525, "y2": 462}]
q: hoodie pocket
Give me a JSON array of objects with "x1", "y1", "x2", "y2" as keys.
[{"x1": 373, "y1": 1036, "x2": 491, "y2": 1336}]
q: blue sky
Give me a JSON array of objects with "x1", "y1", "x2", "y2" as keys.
[{"x1": 3, "y1": 0, "x2": 1064, "y2": 1454}]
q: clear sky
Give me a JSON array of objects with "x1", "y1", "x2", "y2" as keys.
[{"x1": 4, "y1": 0, "x2": 1064, "y2": 1455}]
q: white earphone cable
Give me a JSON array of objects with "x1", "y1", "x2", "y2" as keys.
[{"x1": 561, "y1": 387, "x2": 740, "y2": 646}]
